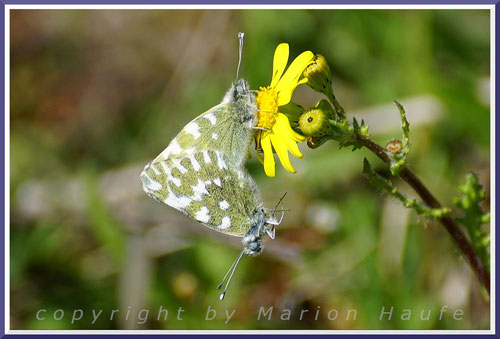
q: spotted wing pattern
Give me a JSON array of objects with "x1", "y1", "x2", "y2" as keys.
[
  {"x1": 141, "y1": 149, "x2": 262, "y2": 236},
  {"x1": 154, "y1": 102, "x2": 255, "y2": 168}
]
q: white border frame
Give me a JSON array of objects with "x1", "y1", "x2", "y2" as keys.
[{"x1": 4, "y1": 4, "x2": 496, "y2": 335}]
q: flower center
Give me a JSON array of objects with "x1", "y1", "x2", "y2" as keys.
[
  {"x1": 298, "y1": 108, "x2": 328, "y2": 136},
  {"x1": 256, "y1": 86, "x2": 279, "y2": 129}
]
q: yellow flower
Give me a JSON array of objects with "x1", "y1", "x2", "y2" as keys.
[{"x1": 255, "y1": 43, "x2": 314, "y2": 177}]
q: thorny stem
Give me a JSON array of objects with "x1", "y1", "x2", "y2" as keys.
[{"x1": 356, "y1": 134, "x2": 490, "y2": 295}]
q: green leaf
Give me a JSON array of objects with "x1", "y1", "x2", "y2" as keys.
[
  {"x1": 453, "y1": 173, "x2": 490, "y2": 269},
  {"x1": 394, "y1": 101, "x2": 410, "y2": 154},
  {"x1": 388, "y1": 101, "x2": 411, "y2": 175}
]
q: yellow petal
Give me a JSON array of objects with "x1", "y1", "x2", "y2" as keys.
[
  {"x1": 261, "y1": 134, "x2": 276, "y2": 178},
  {"x1": 283, "y1": 134, "x2": 303, "y2": 159},
  {"x1": 270, "y1": 133, "x2": 296, "y2": 173},
  {"x1": 274, "y1": 114, "x2": 303, "y2": 158},
  {"x1": 270, "y1": 43, "x2": 289, "y2": 88},
  {"x1": 277, "y1": 113, "x2": 306, "y2": 142},
  {"x1": 274, "y1": 50, "x2": 314, "y2": 106},
  {"x1": 290, "y1": 129, "x2": 306, "y2": 142}
]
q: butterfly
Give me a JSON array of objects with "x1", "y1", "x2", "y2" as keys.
[{"x1": 140, "y1": 33, "x2": 283, "y2": 300}]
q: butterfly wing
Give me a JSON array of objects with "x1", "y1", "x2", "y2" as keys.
[
  {"x1": 154, "y1": 101, "x2": 256, "y2": 168},
  {"x1": 141, "y1": 149, "x2": 262, "y2": 237}
]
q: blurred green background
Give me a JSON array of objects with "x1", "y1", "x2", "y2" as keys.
[{"x1": 10, "y1": 9, "x2": 490, "y2": 330}]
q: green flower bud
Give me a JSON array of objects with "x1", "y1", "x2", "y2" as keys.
[
  {"x1": 298, "y1": 108, "x2": 330, "y2": 137},
  {"x1": 303, "y1": 54, "x2": 335, "y2": 101}
]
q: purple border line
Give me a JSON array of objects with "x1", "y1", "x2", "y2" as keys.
[
  {"x1": 1, "y1": 0, "x2": 5, "y2": 337},
  {"x1": 495, "y1": 0, "x2": 499, "y2": 337},
  {"x1": 1, "y1": 0, "x2": 499, "y2": 5},
  {"x1": 7, "y1": 334, "x2": 500, "y2": 338},
  {"x1": 1, "y1": 1, "x2": 497, "y2": 338}
]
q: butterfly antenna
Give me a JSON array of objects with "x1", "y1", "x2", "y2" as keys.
[
  {"x1": 271, "y1": 208, "x2": 291, "y2": 213},
  {"x1": 217, "y1": 249, "x2": 245, "y2": 300},
  {"x1": 216, "y1": 253, "x2": 239, "y2": 290},
  {"x1": 273, "y1": 192, "x2": 287, "y2": 224},
  {"x1": 236, "y1": 32, "x2": 245, "y2": 80}
]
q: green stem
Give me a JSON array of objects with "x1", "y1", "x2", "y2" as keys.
[
  {"x1": 331, "y1": 97, "x2": 346, "y2": 121},
  {"x1": 356, "y1": 134, "x2": 490, "y2": 295},
  {"x1": 315, "y1": 82, "x2": 489, "y2": 293},
  {"x1": 363, "y1": 158, "x2": 450, "y2": 218}
]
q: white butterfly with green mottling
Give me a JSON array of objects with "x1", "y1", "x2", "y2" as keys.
[{"x1": 140, "y1": 33, "x2": 283, "y2": 300}]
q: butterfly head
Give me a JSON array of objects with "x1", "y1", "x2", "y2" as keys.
[
  {"x1": 222, "y1": 78, "x2": 252, "y2": 103},
  {"x1": 220, "y1": 79, "x2": 256, "y2": 128},
  {"x1": 242, "y1": 206, "x2": 283, "y2": 256},
  {"x1": 234, "y1": 78, "x2": 250, "y2": 96},
  {"x1": 218, "y1": 198, "x2": 285, "y2": 301}
]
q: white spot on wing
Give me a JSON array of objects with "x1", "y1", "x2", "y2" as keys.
[
  {"x1": 219, "y1": 200, "x2": 229, "y2": 210},
  {"x1": 140, "y1": 172, "x2": 162, "y2": 191},
  {"x1": 150, "y1": 164, "x2": 160, "y2": 175},
  {"x1": 158, "y1": 138, "x2": 182, "y2": 160},
  {"x1": 203, "y1": 112, "x2": 217, "y2": 125},
  {"x1": 159, "y1": 161, "x2": 171, "y2": 174},
  {"x1": 213, "y1": 178, "x2": 222, "y2": 187},
  {"x1": 160, "y1": 161, "x2": 181, "y2": 186},
  {"x1": 189, "y1": 154, "x2": 201, "y2": 171},
  {"x1": 212, "y1": 133, "x2": 218, "y2": 140},
  {"x1": 216, "y1": 152, "x2": 228, "y2": 169},
  {"x1": 171, "y1": 158, "x2": 187, "y2": 174},
  {"x1": 164, "y1": 193, "x2": 191, "y2": 210},
  {"x1": 195, "y1": 206, "x2": 211, "y2": 223},
  {"x1": 217, "y1": 216, "x2": 231, "y2": 230},
  {"x1": 170, "y1": 176, "x2": 181, "y2": 187},
  {"x1": 185, "y1": 122, "x2": 201, "y2": 139},
  {"x1": 202, "y1": 150, "x2": 211, "y2": 164},
  {"x1": 191, "y1": 179, "x2": 209, "y2": 201}
]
